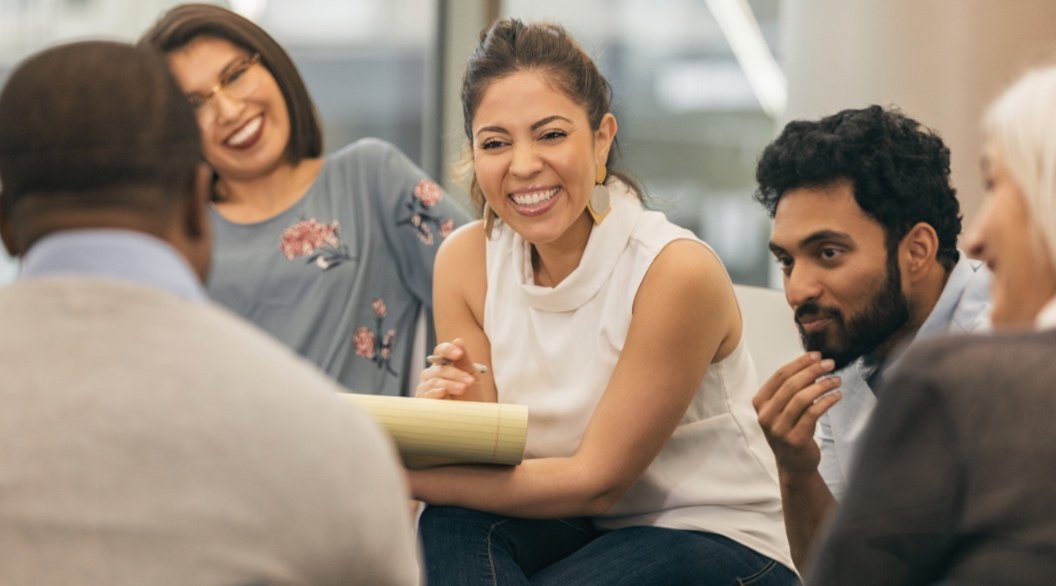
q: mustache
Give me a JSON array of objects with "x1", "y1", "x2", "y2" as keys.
[{"x1": 795, "y1": 302, "x2": 842, "y2": 324}]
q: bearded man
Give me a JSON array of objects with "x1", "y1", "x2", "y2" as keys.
[{"x1": 750, "y1": 105, "x2": 991, "y2": 572}]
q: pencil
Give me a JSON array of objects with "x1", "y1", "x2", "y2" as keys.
[{"x1": 426, "y1": 354, "x2": 489, "y2": 374}]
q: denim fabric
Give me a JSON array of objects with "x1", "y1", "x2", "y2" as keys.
[
  {"x1": 419, "y1": 506, "x2": 799, "y2": 585},
  {"x1": 419, "y1": 506, "x2": 599, "y2": 585}
]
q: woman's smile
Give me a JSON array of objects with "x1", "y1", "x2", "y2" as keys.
[
  {"x1": 223, "y1": 113, "x2": 264, "y2": 149},
  {"x1": 508, "y1": 186, "x2": 560, "y2": 215}
]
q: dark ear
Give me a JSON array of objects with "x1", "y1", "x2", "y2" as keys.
[
  {"x1": 186, "y1": 163, "x2": 213, "y2": 239},
  {"x1": 0, "y1": 193, "x2": 19, "y2": 257},
  {"x1": 181, "y1": 163, "x2": 214, "y2": 283}
]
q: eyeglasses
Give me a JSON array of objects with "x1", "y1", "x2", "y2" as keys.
[{"x1": 187, "y1": 53, "x2": 262, "y2": 117}]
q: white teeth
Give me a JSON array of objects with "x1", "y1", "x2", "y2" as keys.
[
  {"x1": 227, "y1": 115, "x2": 262, "y2": 146},
  {"x1": 510, "y1": 187, "x2": 558, "y2": 206}
]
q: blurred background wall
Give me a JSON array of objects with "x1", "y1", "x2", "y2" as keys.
[{"x1": 783, "y1": 0, "x2": 1056, "y2": 234}]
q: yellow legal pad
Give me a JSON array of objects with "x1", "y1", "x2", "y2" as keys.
[{"x1": 344, "y1": 394, "x2": 528, "y2": 469}]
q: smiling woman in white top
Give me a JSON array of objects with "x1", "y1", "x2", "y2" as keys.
[{"x1": 409, "y1": 18, "x2": 797, "y2": 585}]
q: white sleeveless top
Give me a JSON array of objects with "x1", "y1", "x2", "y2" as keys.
[{"x1": 484, "y1": 181, "x2": 793, "y2": 570}]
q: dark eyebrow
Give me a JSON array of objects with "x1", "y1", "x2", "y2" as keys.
[
  {"x1": 769, "y1": 229, "x2": 853, "y2": 255},
  {"x1": 799, "y1": 229, "x2": 853, "y2": 249},
  {"x1": 474, "y1": 115, "x2": 573, "y2": 138},
  {"x1": 475, "y1": 125, "x2": 508, "y2": 137},
  {"x1": 220, "y1": 55, "x2": 251, "y2": 76},
  {"x1": 531, "y1": 115, "x2": 572, "y2": 130}
]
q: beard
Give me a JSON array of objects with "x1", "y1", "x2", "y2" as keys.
[{"x1": 795, "y1": 256, "x2": 911, "y2": 371}]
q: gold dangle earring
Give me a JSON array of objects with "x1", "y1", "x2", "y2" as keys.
[
  {"x1": 482, "y1": 201, "x2": 495, "y2": 239},
  {"x1": 587, "y1": 163, "x2": 611, "y2": 224}
]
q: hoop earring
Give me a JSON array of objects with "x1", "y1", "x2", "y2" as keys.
[
  {"x1": 482, "y1": 201, "x2": 495, "y2": 239},
  {"x1": 587, "y1": 163, "x2": 611, "y2": 224}
]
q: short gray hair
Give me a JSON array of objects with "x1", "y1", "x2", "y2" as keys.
[{"x1": 984, "y1": 65, "x2": 1056, "y2": 269}]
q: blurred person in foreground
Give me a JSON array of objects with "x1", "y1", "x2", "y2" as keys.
[
  {"x1": 809, "y1": 66, "x2": 1056, "y2": 585},
  {"x1": 0, "y1": 40, "x2": 418, "y2": 585}
]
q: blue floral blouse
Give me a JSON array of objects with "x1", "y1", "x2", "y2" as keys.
[{"x1": 207, "y1": 138, "x2": 471, "y2": 396}]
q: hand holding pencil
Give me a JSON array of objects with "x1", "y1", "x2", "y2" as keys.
[{"x1": 416, "y1": 338, "x2": 489, "y2": 400}]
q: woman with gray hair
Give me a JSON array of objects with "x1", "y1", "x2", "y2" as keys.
[
  {"x1": 808, "y1": 65, "x2": 1056, "y2": 585},
  {"x1": 968, "y1": 66, "x2": 1056, "y2": 327}
]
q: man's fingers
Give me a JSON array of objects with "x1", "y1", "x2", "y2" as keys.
[
  {"x1": 779, "y1": 389, "x2": 842, "y2": 446},
  {"x1": 761, "y1": 357, "x2": 837, "y2": 417},
  {"x1": 754, "y1": 353, "x2": 822, "y2": 408},
  {"x1": 763, "y1": 375, "x2": 841, "y2": 440},
  {"x1": 774, "y1": 376, "x2": 841, "y2": 429},
  {"x1": 778, "y1": 358, "x2": 836, "y2": 399},
  {"x1": 755, "y1": 353, "x2": 834, "y2": 418}
]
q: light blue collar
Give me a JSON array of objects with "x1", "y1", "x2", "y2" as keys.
[
  {"x1": 19, "y1": 229, "x2": 208, "y2": 302},
  {"x1": 916, "y1": 253, "x2": 989, "y2": 338}
]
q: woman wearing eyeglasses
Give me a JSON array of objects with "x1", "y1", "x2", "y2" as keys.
[{"x1": 140, "y1": 4, "x2": 469, "y2": 396}]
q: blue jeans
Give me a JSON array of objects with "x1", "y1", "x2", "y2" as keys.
[{"x1": 419, "y1": 505, "x2": 800, "y2": 585}]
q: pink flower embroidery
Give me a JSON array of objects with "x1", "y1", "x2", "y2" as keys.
[
  {"x1": 372, "y1": 298, "x2": 387, "y2": 319},
  {"x1": 414, "y1": 178, "x2": 443, "y2": 207},
  {"x1": 353, "y1": 327, "x2": 376, "y2": 359},
  {"x1": 417, "y1": 223, "x2": 434, "y2": 246},
  {"x1": 380, "y1": 329, "x2": 396, "y2": 360},
  {"x1": 440, "y1": 218, "x2": 455, "y2": 238},
  {"x1": 281, "y1": 219, "x2": 340, "y2": 260},
  {"x1": 356, "y1": 298, "x2": 398, "y2": 376},
  {"x1": 399, "y1": 181, "x2": 454, "y2": 247}
]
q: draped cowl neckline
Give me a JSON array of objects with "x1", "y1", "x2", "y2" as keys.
[{"x1": 509, "y1": 180, "x2": 643, "y2": 313}]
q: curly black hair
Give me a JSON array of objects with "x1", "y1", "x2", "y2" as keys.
[{"x1": 755, "y1": 105, "x2": 961, "y2": 270}]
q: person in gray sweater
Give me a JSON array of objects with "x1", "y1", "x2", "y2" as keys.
[{"x1": 0, "y1": 40, "x2": 419, "y2": 585}]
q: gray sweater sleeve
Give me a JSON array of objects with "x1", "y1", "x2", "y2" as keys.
[{"x1": 808, "y1": 348, "x2": 960, "y2": 585}]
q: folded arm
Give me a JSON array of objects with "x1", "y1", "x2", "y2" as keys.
[{"x1": 410, "y1": 238, "x2": 740, "y2": 518}]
